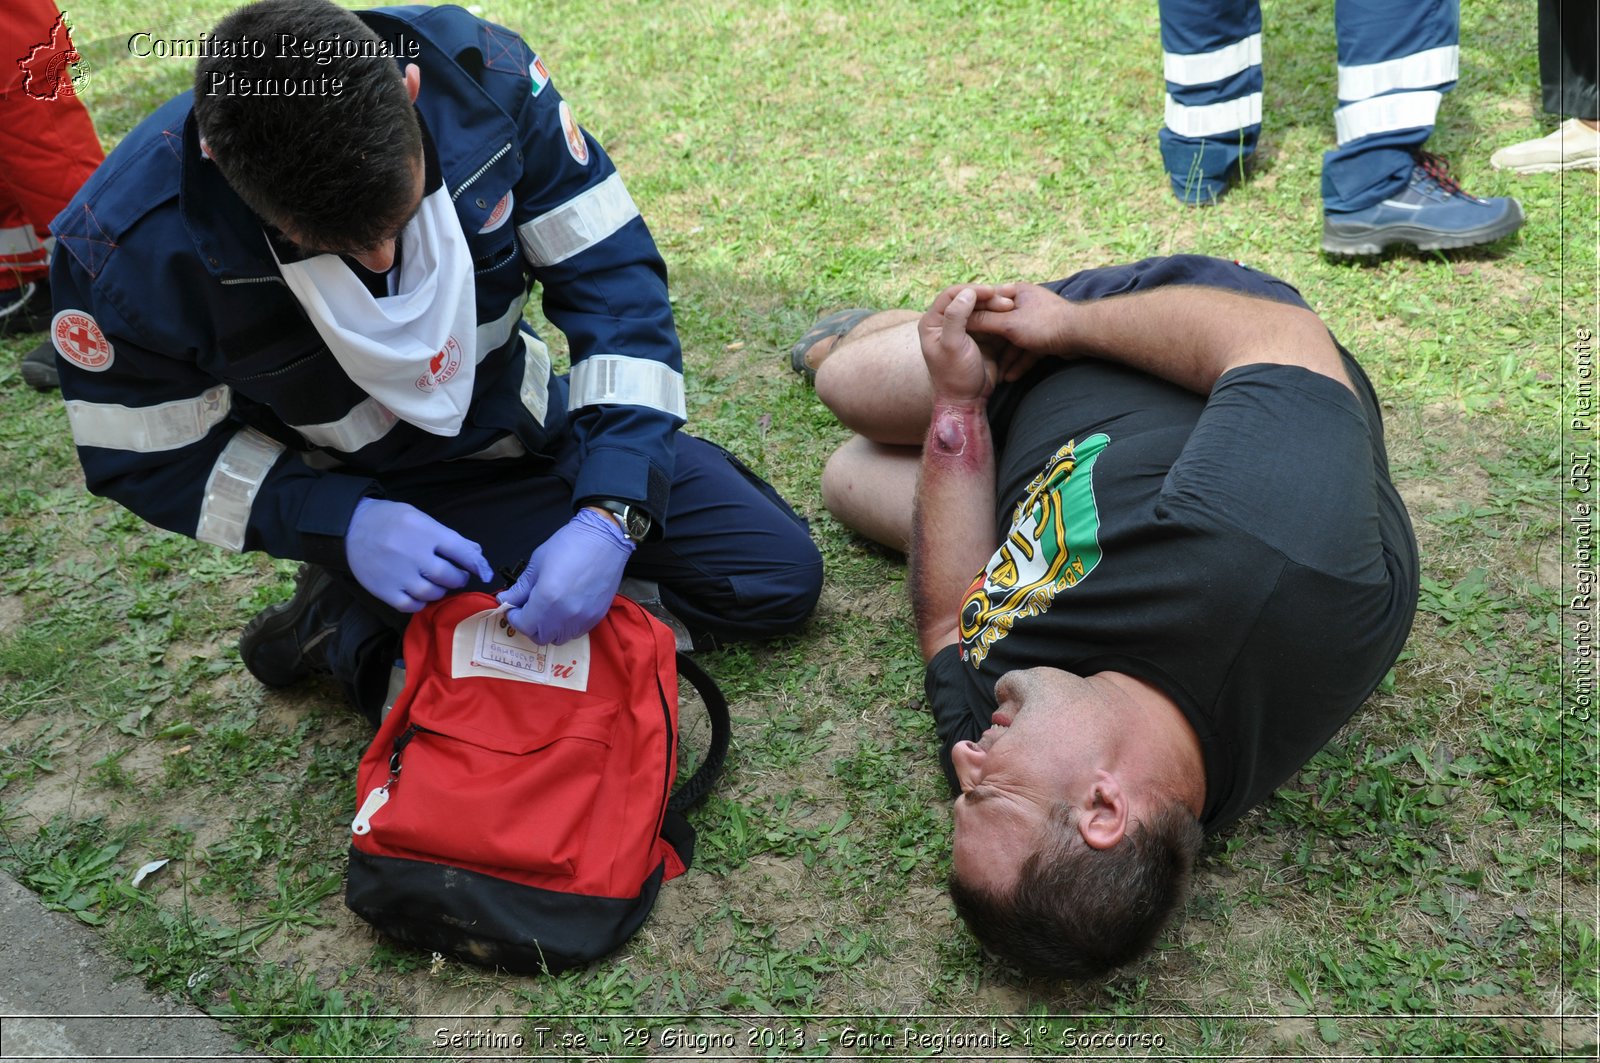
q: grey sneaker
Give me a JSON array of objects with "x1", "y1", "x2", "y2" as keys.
[{"x1": 1490, "y1": 117, "x2": 1600, "y2": 174}]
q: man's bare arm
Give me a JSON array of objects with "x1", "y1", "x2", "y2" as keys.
[
  {"x1": 967, "y1": 282, "x2": 1354, "y2": 394},
  {"x1": 911, "y1": 400, "x2": 995, "y2": 660},
  {"x1": 910, "y1": 288, "x2": 999, "y2": 661}
]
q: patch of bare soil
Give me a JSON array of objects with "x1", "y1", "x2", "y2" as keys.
[{"x1": 0, "y1": 596, "x2": 24, "y2": 639}]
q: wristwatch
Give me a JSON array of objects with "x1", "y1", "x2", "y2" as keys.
[{"x1": 595, "y1": 499, "x2": 651, "y2": 544}]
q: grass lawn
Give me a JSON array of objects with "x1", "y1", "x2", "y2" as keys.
[{"x1": 0, "y1": 0, "x2": 1594, "y2": 1058}]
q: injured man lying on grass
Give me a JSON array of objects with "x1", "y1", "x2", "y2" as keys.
[{"x1": 795, "y1": 255, "x2": 1420, "y2": 978}]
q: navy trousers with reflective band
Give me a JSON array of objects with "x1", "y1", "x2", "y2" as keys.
[
  {"x1": 322, "y1": 432, "x2": 823, "y2": 717},
  {"x1": 1158, "y1": 0, "x2": 1459, "y2": 212}
]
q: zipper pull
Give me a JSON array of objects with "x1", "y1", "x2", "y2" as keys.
[
  {"x1": 353, "y1": 724, "x2": 416, "y2": 836},
  {"x1": 351, "y1": 785, "x2": 391, "y2": 836}
]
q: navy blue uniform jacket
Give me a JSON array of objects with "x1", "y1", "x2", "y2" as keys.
[{"x1": 49, "y1": 5, "x2": 684, "y2": 566}]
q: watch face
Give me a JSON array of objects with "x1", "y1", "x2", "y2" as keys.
[{"x1": 625, "y1": 508, "x2": 650, "y2": 541}]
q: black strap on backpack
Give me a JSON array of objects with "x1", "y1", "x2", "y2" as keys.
[
  {"x1": 667, "y1": 651, "x2": 729, "y2": 813},
  {"x1": 657, "y1": 651, "x2": 729, "y2": 871}
]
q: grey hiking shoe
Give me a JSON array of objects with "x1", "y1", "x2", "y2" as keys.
[{"x1": 1322, "y1": 152, "x2": 1524, "y2": 256}]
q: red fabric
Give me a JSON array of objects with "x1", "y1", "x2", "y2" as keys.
[
  {"x1": 353, "y1": 592, "x2": 684, "y2": 897},
  {"x1": 0, "y1": 0, "x2": 102, "y2": 289}
]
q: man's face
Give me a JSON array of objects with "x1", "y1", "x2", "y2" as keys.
[
  {"x1": 279, "y1": 150, "x2": 426, "y2": 273},
  {"x1": 948, "y1": 667, "x2": 1115, "y2": 891}
]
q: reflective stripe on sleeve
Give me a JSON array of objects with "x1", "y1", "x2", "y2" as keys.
[
  {"x1": 517, "y1": 172, "x2": 640, "y2": 268},
  {"x1": 520, "y1": 332, "x2": 551, "y2": 425},
  {"x1": 66, "y1": 386, "x2": 233, "y2": 452},
  {"x1": 1337, "y1": 46, "x2": 1458, "y2": 103},
  {"x1": 1164, "y1": 91, "x2": 1263, "y2": 138},
  {"x1": 567, "y1": 354, "x2": 686, "y2": 420},
  {"x1": 1163, "y1": 33, "x2": 1261, "y2": 87},
  {"x1": 293, "y1": 398, "x2": 397, "y2": 453},
  {"x1": 1334, "y1": 90, "x2": 1442, "y2": 145},
  {"x1": 195, "y1": 427, "x2": 285, "y2": 551},
  {"x1": 477, "y1": 293, "x2": 525, "y2": 360}
]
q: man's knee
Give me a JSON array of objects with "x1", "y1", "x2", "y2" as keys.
[
  {"x1": 813, "y1": 315, "x2": 929, "y2": 443},
  {"x1": 820, "y1": 445, "x2": 853, "y2": 520},
  {"x1": 820, "y1": 437, "x2": 916, "y2": 551},
  {"x1": 726, "y1": 534, "x2": 824, "y2": 637},
  {"x1": 662, "y1": 549, "x2": 822, "y2": 645}
]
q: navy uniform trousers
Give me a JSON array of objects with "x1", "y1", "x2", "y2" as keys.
[
  {"x1": 321, "y1": 430, "x2": 824, "y2": 718},
  {"x1": 1158, "y1": 0, "x2": 1460, "y2": 211}
]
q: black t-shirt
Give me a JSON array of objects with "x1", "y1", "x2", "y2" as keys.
[{"x1": 923, "y1": 255, "x2": 1419, "y2": 832}]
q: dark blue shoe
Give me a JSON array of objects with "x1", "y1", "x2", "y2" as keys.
[
  {"x1": 20, "y1": 339, "x2": 58, "y2": 391},
  {"x1": 1321, "y1": 153, "x2": 1525, "y2": 255},
  {"x1": 239, "y1": 565, "x2": 342, "y2": 688}
]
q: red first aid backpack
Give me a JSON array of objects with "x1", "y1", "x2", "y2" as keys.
[{"x1": 344, "y1": 591, "x2": 727, "y2": 974}]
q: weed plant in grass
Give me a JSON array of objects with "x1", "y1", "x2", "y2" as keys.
[{"x1": 0, "y1": 0, "x2": 1592, "y2": 1059}]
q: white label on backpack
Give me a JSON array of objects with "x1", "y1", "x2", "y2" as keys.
[
  {"x1": 352, "y1": 785, "x2": 390, "y2": 836},
  {"x1": 451, "y1": 606, "x2": 592, "y2": 691}
]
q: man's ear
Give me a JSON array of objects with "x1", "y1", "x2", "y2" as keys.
[
  {"x1": 949, "y1": 740, "x2": 986, "y2": 792},
  {"x1": 403, "y1": 63, "x2": 421, "y2": 103},
  {"x1": 1077, "y1": 770, "x2": 1127, "y2": 850}
]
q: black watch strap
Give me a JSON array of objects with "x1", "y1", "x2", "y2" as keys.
[{"x1": 595, "y1": 499, "x2": 651, "y2": 543}]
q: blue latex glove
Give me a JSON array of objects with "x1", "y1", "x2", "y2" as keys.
[
  {"x1": 345, "y1": 498, "x2": 494, "y2": 612},
  {"x1": 497, "y1": 507, "x2": 635, "y2": 645}
]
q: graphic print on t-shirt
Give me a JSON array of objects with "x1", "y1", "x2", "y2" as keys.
[{"x1": 960, "y1": 433, "x2": 1108, "y2": 667}]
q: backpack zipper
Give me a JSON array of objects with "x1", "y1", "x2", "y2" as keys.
[{"x1": 351, "y1": 724, "x2": 422, "y2": 835}]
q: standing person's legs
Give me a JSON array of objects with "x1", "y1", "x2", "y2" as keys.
[
  {"x1": 1320, "y1": 0, "x2": 1524, "y2": 253},
  {"x1": 1492, "y1": 0, "x2": 1600, "y2": 173},
  {"x1": 1321, "y1": 0, "x2": 1459, "y2": 212},
  {"x1": 0, "y1": 0, "x2": 102, "y2": 295},
  {"x1": 1540, "y1": 0, "x2": 1599, "y2": 120},
  {"x1": 1156, "y1": 0, "x2": 1263, "y2": 206},
  {"x1": 0, "y1": 177, "x2": 47, "y2": 338},
  {"x1": 0, "y1": 0, "x2": 103, "y2": 381}
]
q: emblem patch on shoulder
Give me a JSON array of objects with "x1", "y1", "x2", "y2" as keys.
[
  {"x1": 558, "y1": 100, "x2": 589, "y2": 165},
  {"x1": 528, "y1": 55, "x2": 550, "y2": 96},
  {"x1": 51, "y1": 310, "x2": 113, "y2": 372}
]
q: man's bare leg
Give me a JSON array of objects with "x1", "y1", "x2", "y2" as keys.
[
  {"x1": 795, "y1": 308, "x2": 929, "y2": 548},
  {"x1": 821, "y1": 436, "x2": 921, "y2": 552},
  {"x1": 809, "y1": 311, "x2": 932, "y2": 445}
]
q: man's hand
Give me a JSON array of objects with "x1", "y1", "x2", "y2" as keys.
[
  {"x1": 919, "y1": 285, "x2": 1008, "y2": 404},
  {"x1": 497, "y1": 507, "x2": 635, "y2": 645},
  {"x1": 346, "y1": 498, "x2": 494, "y2": 612},
  {"x1": 964, "y1": 282, "x2": 1078, "y2": 382}
]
